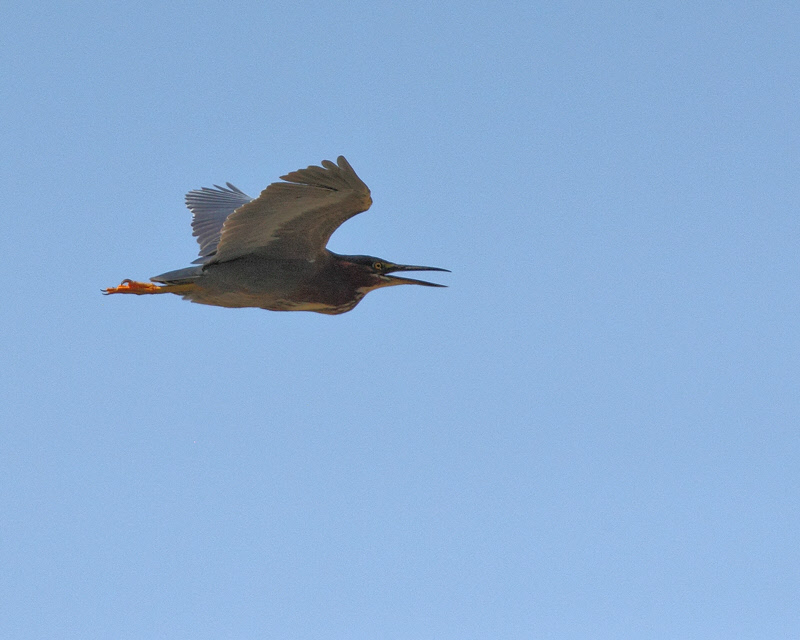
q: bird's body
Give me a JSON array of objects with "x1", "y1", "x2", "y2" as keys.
[
  {"x1": 156, "y1": 252, "x2": 387, "y2": 314},
  {"x1": 104, "y1": 157, "x2": 447, "y2": 314}
]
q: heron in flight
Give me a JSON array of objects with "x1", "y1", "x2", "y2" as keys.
[{"x1": 103, "y1": 156, "x2": 448, "y2": 315}]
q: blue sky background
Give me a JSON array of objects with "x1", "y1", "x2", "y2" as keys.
[{"x1": 2, "y1": 2, "x2": 799, "y2": 638}]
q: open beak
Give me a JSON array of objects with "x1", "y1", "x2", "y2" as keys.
[{"x1": 381, "y1": 264, "x2": 450, "y2": 288}]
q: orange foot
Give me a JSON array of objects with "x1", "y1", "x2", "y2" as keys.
[{"x1": 103, "y1": 279, "x2": 163, "y2": 295}]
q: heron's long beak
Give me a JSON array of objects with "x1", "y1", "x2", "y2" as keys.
[{"x1": 381, "y1": 264, "x2": 450, "y2": 288}]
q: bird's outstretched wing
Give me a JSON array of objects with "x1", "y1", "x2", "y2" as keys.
[
  {"x1": 211, "y1": 156, "x2": 372, "y2": 263},
  {"x1": 185, "y1": 183, "x2": 253, "y2": 264}
]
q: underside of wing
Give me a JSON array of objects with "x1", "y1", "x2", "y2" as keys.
[
  {"x1": 185, "y1": 183, "x2": 253, "y2": 264},
  {"x1": 211, "y1": 156, "x2": 372, "y2": 263}
]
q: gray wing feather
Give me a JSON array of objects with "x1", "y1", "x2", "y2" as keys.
[
  {"x1": 185, "y1": 182, "x2": 253, "y2": 264},
  {"x1": 211, "y1": 156, "x2": 372, "y2": 263}
]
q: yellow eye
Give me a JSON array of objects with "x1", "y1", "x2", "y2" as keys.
[{"x1": 373, "y1": 262, "x2": 383, "y2": 270}]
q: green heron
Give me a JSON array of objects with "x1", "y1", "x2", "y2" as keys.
[{"x1": 103, "y1": 156, "x2": 448, "y2": 315}]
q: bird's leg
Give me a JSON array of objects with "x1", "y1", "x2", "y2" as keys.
[{"x1": 103, "y1": 279, "x2": 169, "y2": 295}]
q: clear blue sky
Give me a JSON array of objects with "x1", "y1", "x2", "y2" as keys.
[{"x1": 2, "y1": 2, "x2": 798, "y2": 638}]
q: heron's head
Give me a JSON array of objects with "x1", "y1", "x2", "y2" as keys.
[{"x1": 335, "y1": 254, "x2": 449, "y2": 290}]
